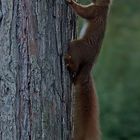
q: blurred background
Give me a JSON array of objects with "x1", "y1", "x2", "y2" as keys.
[{"x1": 78, "y1": 0, "x2": 140, "y2": 140}]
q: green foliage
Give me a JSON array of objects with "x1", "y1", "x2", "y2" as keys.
[{"x1": 78, "y1": 0, "x2": 140, "y2": 139}]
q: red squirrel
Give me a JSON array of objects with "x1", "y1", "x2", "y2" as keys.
[{"x1": 65, "y1": 0, "x2": 111, "y2": 140}]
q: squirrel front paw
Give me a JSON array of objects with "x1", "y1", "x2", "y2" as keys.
[
  {"x1": 64, "y1": 54, "x2": 72, "y2": 70},
  {"x1": 64, "y1": 53, "x2": 78, "y2": 81}
]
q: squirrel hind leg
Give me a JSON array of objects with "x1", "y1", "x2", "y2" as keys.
[
  {"x1": 65, "y1": 40, "x2": 84, "y2": 80},
  {"x1": 64, "y1": 53, "x2": 79, "y2": 80}
]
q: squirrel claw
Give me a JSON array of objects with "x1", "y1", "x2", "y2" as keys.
[
  {"x1": 68, "y1": 55, "x2": 72, "y2": 59},
  {"x1": 72, "y1": 72, "x2": 76, "y2": 78},
  {"x1": 66, "y1": 64, "x2": 70, "y2": 67},
  {"x1": 64, "y1": 54, "x2": 71, "y2": 60}
]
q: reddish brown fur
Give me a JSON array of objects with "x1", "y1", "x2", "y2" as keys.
[{"x1": 65, "y1": 0, "x2": 111, "y2": 140}]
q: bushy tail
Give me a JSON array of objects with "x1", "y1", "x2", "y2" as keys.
[{"x1": 73, "y1": 73, "x2": 100, "y2": 140}]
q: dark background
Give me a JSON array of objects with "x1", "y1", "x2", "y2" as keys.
[{"x1": 78, "y1": 0, "x2": 140, "y2": 139}]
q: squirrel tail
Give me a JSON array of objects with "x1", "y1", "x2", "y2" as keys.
[{"x1": 73, "y1": 72, "x2": 101, "y2": 140}]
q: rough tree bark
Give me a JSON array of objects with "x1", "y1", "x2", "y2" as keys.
[{"x1": 0, "y1": 0, "x2": 76, "y2": 140}]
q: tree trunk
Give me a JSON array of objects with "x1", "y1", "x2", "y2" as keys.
[{"x1": 0, "y1": 0, "x2": 76, "y2": 140}]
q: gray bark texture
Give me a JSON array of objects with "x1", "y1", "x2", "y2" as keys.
[{"x1": 0, "y1": 0, "x2": 76, "y2": 140}]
